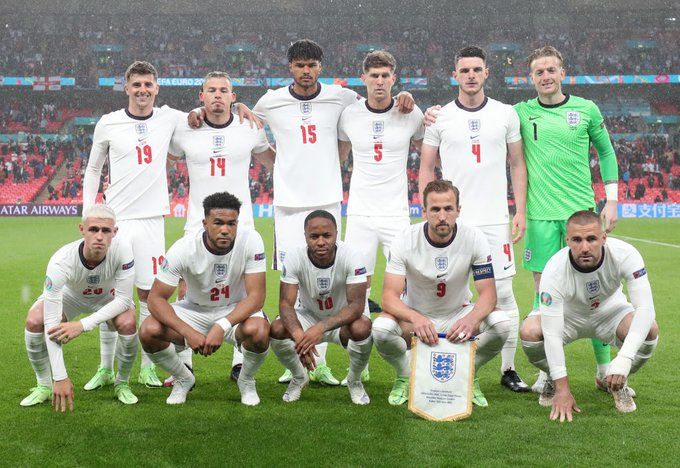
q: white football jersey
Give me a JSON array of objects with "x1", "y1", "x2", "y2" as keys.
[
  {"x1": 169, "y1": 113, "x2": 270, "y2": 233},
  {"x1": 423, "y1": 97, "x2": 521, "y2": 226},
  {"x1": 157, "y1": 228, "x2": 266, "y2": 309},
  {"x1": 386, "y1": 221, "x2": 494, "y2": 320},
  {"x1": 42, "y1": 237, "x2": 135, "y2": 380},
  {"x1": 84, "y1": 106, "x2": 184, "y2": 220},
  {"x1": 338, "y1": 99, "x2": 424, "y2": 216},
  {"x1": 280, "y1": 241, "x2": 367, "y2": 320},
  {"x1": 253, "y1": 84, "x2": 360, "y2": 208},
  {"x1": 540, "y1": 237, "x2": 655, "y2": 379}
]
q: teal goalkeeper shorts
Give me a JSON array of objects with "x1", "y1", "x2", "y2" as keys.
[{"x1": 522, "y1": 219, "x2": 568, "y2": 273}]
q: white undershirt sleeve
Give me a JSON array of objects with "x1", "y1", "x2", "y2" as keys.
[
  {"x1": 82, "y1": 119, "x2": 110, "y2": 212},
  {"x1": 618, "y1": 275, "x2": 655, "y2": 360}
]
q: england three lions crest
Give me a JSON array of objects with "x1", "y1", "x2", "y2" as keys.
[
  {"x1": 317, "y1": 277, "x2": 331, "y2": 292},
  {"x1": 434, "y1": 256, "x2": 448, "y2": 271},
  {"x1": 566, "y1": 111, "x2": 581, "y2": 126},
  {"x1": 372, "y1": 120, "x2": 384, "y2": 135},
  {"x1": 431, "y1": 352, "x2": 456, "y2": 382},
  {"x1": 86, "y1": 275, "x2": 100, "y2": 285},
  {"x1": 214, "y1": 263, "x2": 228, "y2": 279},
  {"x1": 586, "y1": 279, "x2": 600, "y2": 295},
  {"x1": 212, "y1": 135, "x2": 225, "y2": 149},
  {"x1": 134, "y1": 123, "x2": 148, "y2": 135},
  {"x1": 468, "y1": 119, "x2": 481, "y2": 132},
  {"x1": 300, "y1": 102, "x2": 312, "y2": 115}
]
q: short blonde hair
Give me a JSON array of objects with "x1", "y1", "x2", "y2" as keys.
[
  {"x1": 82, "y1": 204, "x2": 116, "y2": 223},
  {"x1": 528, "y1": 46, "x2": 564, "y2": 68}
]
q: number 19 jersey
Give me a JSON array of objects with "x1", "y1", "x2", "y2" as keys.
[{"x1": 423, "y1": 98, "x2": 521, "y2": 226}]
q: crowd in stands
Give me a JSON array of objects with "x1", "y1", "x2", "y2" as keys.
[{"x1": 1, "y1": 15, "x2": 678, "y2": 85}]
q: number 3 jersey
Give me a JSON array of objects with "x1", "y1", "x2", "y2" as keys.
[
  {"x1": 423, "y1": 97, "x2": 521, "y2": 226},
  {"x1": 338, "y1": 99, "x2": 425, "y2": 217},
  {"x1": 84, "y1": 106, "x2": 184, "y2": 220},
  {"x1": 156, "y1": 228, "x2": 266, "y2": 309},
  {"x1": 386, "y1": 221, "x2": 493, "y2": 320},
  {"x1": 280, "y1": 240, "x2": 367, "y2": 320},
  {"x1": 169, "y1": 113, "x2": 270, "y2": 233},
  {"x1": 253, "y1": 83, "x2": 360, "y2": 208}
]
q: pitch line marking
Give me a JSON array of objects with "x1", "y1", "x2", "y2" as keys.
[{"x1": 612, "y1": 235, "x2": 680, "y2": 249}]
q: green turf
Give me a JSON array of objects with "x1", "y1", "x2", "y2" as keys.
[{"x1": 1, "y1": 217, "x2": 679, "y2": 466}]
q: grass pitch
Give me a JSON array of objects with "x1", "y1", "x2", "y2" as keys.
[{"x1": 1, "y1": 217, "x2": 679, "y2": 466}]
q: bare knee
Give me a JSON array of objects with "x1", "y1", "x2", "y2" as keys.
[
  {"x1": 520, "y1": 315, "x2": 543, "y2": 342},
  {"x1": 239, "y1": 317, "x2": 270, "y2": 352},
  {"x1": 269, "y1": 318, "x2": 289, "y2": 340},
  {"x1": 112, "y1": 308, "x2": 137, "y2": 335},
  {"x1": 348, "y1": 316, "x2": 372, "y2": 341},
  {"x1": 139, "y1": 316, "x2": 164, "y2": 345},
  {"x1": 647, "y1": 321, "x2": 659, "y2": 341},
  {"x1": 25, "y1": 304, "x2": 45, "y2": 333}
]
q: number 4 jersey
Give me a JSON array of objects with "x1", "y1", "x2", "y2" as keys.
[
  {"x1": 169, "y1": 113, "x2": 270, "y2": 233},
  {"x1": 423, "y1": 97, "x2": 521, "y2": 226},
  {"x1": 156, "y1": 228, "x2": 266, "y2": 309}
]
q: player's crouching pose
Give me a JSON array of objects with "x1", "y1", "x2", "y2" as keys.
[
  {"x1": 521, "y1": 210, "x2": 658, "y2": 421},
  {"x1": 21, "y1": 204, "x2": 139, "y2": 410},
  {"x1": 141, "y1": 192, "x2": 269, "y2": 405},
  {"x1": 374, "y1": 180, "x2": 510, "y2": 406},
  {"x1": 269, "y1": 210, "x2": 373, "y2": 405}
]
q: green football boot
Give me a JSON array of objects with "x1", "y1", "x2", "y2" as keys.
[{"x1": 84, "y1": 367, "x2": 115, "y2": 391}]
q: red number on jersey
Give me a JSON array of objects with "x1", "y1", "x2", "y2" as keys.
[
  {"x1": 471, "y1": 143, "x2": 481, "y2": 163},
  {"x1": 436, "y1": 283, "x2": 446, "y2": 297},
  {"x1": 210, "y1": 286, "x2": 230, "y2": 302},
  {"x1": 210, "y1": 157, "x2": 226, "y2": 176},
  {"x1": 136, "y1": 145, "x2": 152, "y2": 165},
  {"x1": 374, "y1": 143, "x2": 383, "y2": 162},
  {"x1": 503, "y1": 243, "x2": 512, "y2": 262},
  {"x1": 151, "y1": 255, "x2": 165, "y2": 275},
  {"x1": 82, "y1": 287, "x2": 104, "y2": 296},
  {"x1": 317, "y1": 297, "x2": 334, "y2": 310},
  {"x1": 300, "y1": 124, "x2": 317, "y2": 144}
]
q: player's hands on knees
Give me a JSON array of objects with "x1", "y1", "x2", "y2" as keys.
[
  {"x1": 48, "y1": 321, "x2": 84, "y2": 345},
  {"x1": 423, "y1": 105, "x2": 441, "y2": 126},
  {"x1": 235, "y1": 103, "x2": 263, "y2": 129},
  {"x1": 52, "y1": 378, "x2": 74, "y2": 413},
  {"x1": 512, "y1": 212, "x2": 527, "y2": 243},
  {"x1": 601, "y1": 201, "x2": 618, "y2": 233},
  {"x1": 186, "y1": 330, "x2": 207, "y2": 356},
  {"x1": 296, "y1": 324, "x2": 324, "y2": 356},
  {"x1": 412, "y1": 315, "x2": 438, "y2": 345},
  {"x1": 550, "y1": 392, "x2": 580, "y2": 423},
  {"x1": 203, "y1": 324, "x2": 225, "y2": 356},
  {"x1": 187, "y1": 107, "x2": 206, "y2": 129},
  {"x1": 446, "y1": 316, "x2": 479, "y2": 343},
  {"x1": 395, "y1": 91, "x2": 415, "y2": 114}
]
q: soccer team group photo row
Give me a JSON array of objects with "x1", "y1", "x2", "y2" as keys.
[{"x1": 20, "y1": 40, "x2": 658, "y2": 423}]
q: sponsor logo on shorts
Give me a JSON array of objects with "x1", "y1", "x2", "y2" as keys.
[
  {"x1": 434, "y1": 256, "x2": 448, "y2": 271},
  {"x1": 468, "y1": 119, "x2": 481, "y2": 132},
  {"x1": 524, "y1": 249, "x2": 532, "y2": 262},
  {"x1": 134, "y1": 123, "x2": 148, "y2": 135},
  {"x1": 282, "y1": 265, "x2": 287, "y2": 277},
  {"x1": 566, "y1": 111, "x2": 581, "y2": 126},
  {"x1": 160, "y1": 257, "x2": 169, "y2": 273},
  {"x1": 540, "y1": 291, "x2": 553, "y2": 306},
  {"x1": 279, "y1": 251, "x2": 286, "y2": 263},
  {"x1": 44, "y1": 275, "x2": 53, "y2": 291},
  {"x1": 254, "y1": 252, "x2": 265, "y2": 261},
  {"x1": 586, "y1": 279, "x2": 600, "y2": 294},
  {"x1": 214, "y1": 263, "x2": 228, "y2": 278},
  {"x1": 317, "y1": 277, "x2": 331, "y2": 292},
  {"x1": 300, "y1": 102, "x2": 312, "y2": 115},
  {"x1": 354, "y1": 267, "x2": 367, "y2": 276},
  {"x1": 122, "y1": 260, "x2": 134, "y2": 271},
  {"x1": 632, "y1": 267, "x2": 647, "y2": 279},
  {"x1": 372, "y1": 120, "x2": 384, "y2": 135},
  {"x1": 431, "y1": 352, "x2": 456, "y2": 382},
  {"x1": 87, "y1": 275, "x2": 100, "y2": 285}
]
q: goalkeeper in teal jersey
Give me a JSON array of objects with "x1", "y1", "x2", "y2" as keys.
[{"x1": 514, "y1": 46, "x2": 620, "y2": 394}]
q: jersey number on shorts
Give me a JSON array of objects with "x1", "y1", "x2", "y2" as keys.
[
  {"x1": 210, "y1": 286, "x2": 230, "y2": 301},
  {"x1": 471, "y1": 143, "x2": 481, "y2": 163},
  {"x1": 300, "y1": 124, "x2": 317, "y2": 144},
  {"x1": 210, "y1": 157, "x2": 226, "y2": 176},
  {"x1": 136, "y1": 145, "x2": 152, "y2": 165},
  {"x1": 374, "y1": 143, "x2": 383, "y2": 162},
  {"x1": 317, "y1": 297, "x2": 334, "y2": 310},
  {"x1": 151, "y1": 255, "x2": 166, "y2": 275},
  {"x1": 503, "y1": 243, "x2": 512, "y2": 262},
  {"x1": 436, "y1": 283, "x2": 446, "y2": 297}
]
